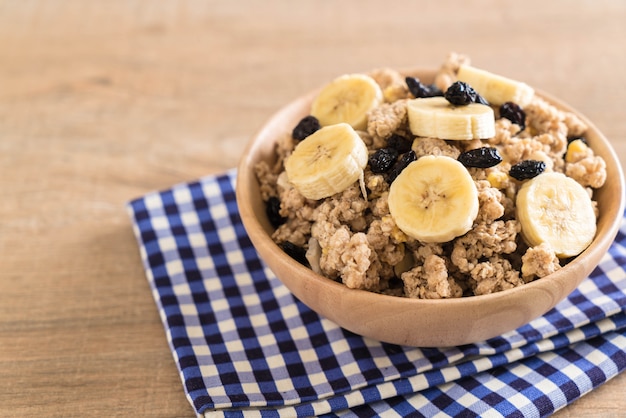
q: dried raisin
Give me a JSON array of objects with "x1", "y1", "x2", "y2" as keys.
[
  {"x1": 292, "y1": 115, "x2": 321, "y2": 141},
  {"x1": 387, "y1": 133, "x2": 413, "y2": 154},
  {"x1": 405, "y1": 77, "x2": 441, "y2": 98},
  {"x1": 499, "y1": 102, "x2": 526, "y2": 131},
  {"x1": 369, "y1": 147, "x2": 399, "y2": 173},
  {"x1": 509, "y1": 160, "x2": 546, "y2": 180},
  {"x1": 280, "y1": 241, "x2": 309, "y2": 266},
  {"x1": 444, "y1": 81, "x2": 488, "y2": 106},
  {"x1": 266, "y1": 196, "x2": 286, "y2": 228},
  {"x1": 386, "y1": 150, "x2": 416, "y2": 183},
  {"x1": 458, "y1": 147, "x2": 502, "y2": 168}
]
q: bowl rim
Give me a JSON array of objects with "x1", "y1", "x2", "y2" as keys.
[{"x1": 236, "y1": 67, "x2": 625, "y2": 311}]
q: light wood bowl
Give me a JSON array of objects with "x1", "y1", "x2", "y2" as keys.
[{"x1": 236, "y1": 69, "x2": 625, "y2": 347}]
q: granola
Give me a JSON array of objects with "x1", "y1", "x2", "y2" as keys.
[{"x1": 255, "y1": 53, "x2": 607, "y2": 298}]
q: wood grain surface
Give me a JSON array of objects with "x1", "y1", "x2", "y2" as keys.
[{"x1": 1, "y1": 1, "x2": 624, "y2": 416}]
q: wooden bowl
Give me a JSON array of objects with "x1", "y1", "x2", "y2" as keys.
[{"x1": 236, "y1": 69, "x2": 625, "y2": 347}]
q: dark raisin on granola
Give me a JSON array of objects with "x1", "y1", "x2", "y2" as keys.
[
  {"x1": 509, "y1": 160, "x2": 546, "y2": 180},
  {"x1": 292, "y1": 115, "x2": 321, "y2": 141},
  {"x1": 386, "y1": 133, "x2": 413, "y2": 154},
  {"x1": 405, "y1": 77, "x2": 441, "y2": 98},
  {"x1": 280, "y1": 241, "x2": 309, "y2": 266},
  {"x1": 386, "y1": 150, "x2": 417, "y2": 183},
  {"x1": 458, "y1": 147, "x2": 503, "y2": 168},
  {"x1": 369, "y1": 147, "x2": 399, "y2": 174},
  {"x1": 427, "y1": 84, "x2": 443, "y2": 97},
  {"x1": 266, "y1": 196, "x2": 286, "y2": 228},
  {"x1": 499, "y1": 102, "x2": 526, "y2": 131},
  {"x1": 444, "y1": 81, "x2": 489, "y2": 106}
]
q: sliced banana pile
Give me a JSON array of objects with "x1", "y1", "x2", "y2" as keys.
[
  {"x1": 284, "y1": 73, "x2": 382, "y2": 200},
  {"x1": 281, "y1": 63, "x2": 598, "y2": 259}
]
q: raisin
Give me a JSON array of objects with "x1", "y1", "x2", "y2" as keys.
[
  {"x1": 405, "y1": 77, "x2": 441, "y2": 98},
  {"x1": 369, "y1": 147, "x2": 399, "y2": 173},
  {"x1": 427, "y1": 84, "x2": 443, "y2": 97},
  {"x1": 499, "y1": 102, "x2": 526, "y2": 131},
  {"x1": 386, "y1": 150, "x2": 417, "y2": 183},
  {"x1": 444, "y1": 81, "x2": 488, "y2": 106},
  {"x1": 280, "y1": 241, "x2": 309, "y2": 266},
  {"x1": 387, "y1": 133, "x2": 413, "y2": 154},
  {"x1": 509, "y1": 160, "x2": 546, "y2": 180},
  {"x1": 292, "y1": 115, "x2": 321, "y2": 141},
  {"x1": 458, "y1": 147, "x2": 503, "y2": 168},
  {"x1": 266, "y1": 196, "x2": 286, "y2": 228}
]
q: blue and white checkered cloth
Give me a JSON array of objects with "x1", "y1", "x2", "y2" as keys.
[{"x1": 127, "y1": 170, "x2": 626, "y2": 417}]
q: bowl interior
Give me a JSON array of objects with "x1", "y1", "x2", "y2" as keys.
[{"x1": 236, "y1": 69, "x2": 625, "y2": 347}]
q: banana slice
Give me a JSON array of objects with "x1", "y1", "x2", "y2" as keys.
[
  {"x1": 457, "y1": 64, "x2": 534, "y2": 107},
  {"x1": 310, "y1": 73, "x2": 383, "y2": 130},
  {"x1": 284, "y1": 123, "x2": 368, "y2": 200},
  {"x1": 516, "y1": 172, "x2": 596, "y2": 258},
  {"x1": 407, "y1": 97, "x2": 495, "y2": 140},
  {"x1": 388, "y1": 155, "x2": 479, "y2": 243}
]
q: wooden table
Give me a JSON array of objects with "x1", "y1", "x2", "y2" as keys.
[{"x1": 1, "y1": 1, "x2": 624, "y2": 416}]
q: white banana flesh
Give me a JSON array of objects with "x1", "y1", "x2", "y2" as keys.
[
  {"x1": 407, "y1": 97, "x2": 495, "y2": 140},
  {"x1": 457, "y1": 64, "x2": 534, "y2": 107},
  {"x1": 388, "y1": 155, "x2": 479, "y2": 243},
  {"x1": 516, "y1": 172, "x2": 596, "y2": 258},
  {"x1": 310, "y1": 73, "x2": 383, "y2": 131},
  {"x1": 284, "y1": 123, "x2": 368, "y2": 200}
]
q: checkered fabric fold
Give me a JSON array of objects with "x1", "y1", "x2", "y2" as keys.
[{"x1": 127, "y1": 170, "x2": 626, "y2": 418}]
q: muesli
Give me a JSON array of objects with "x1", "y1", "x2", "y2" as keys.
[{"x1": 255, "y1": 52, "x2": 607, "y2": 298}]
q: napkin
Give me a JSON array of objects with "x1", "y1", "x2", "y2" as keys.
[{"x1": 127, "y1": 170, "x2": 626, "y2": 417}]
